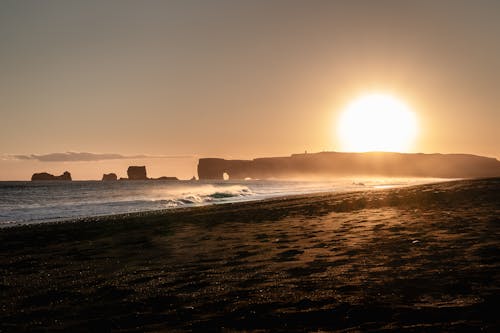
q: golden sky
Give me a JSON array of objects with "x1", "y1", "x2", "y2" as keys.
[{"x1": 0, "y1": 1, "x2": 499, "y2": 180}]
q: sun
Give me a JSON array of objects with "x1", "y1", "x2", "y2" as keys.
[{"x1": 337, "y1": 93, "x2": 418, "y2": 152}]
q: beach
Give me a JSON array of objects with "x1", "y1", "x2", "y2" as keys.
[{"x1": 1, "y1": 178, "x2": 499, "y2": 332}]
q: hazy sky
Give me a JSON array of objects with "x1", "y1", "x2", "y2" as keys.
[{"x1": 1, "y1": 0, "x2": 499, "y2": 180}]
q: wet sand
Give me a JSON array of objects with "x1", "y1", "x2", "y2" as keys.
[{"x1": 1, "y1": 178, "x2": 499, "y2": 332}]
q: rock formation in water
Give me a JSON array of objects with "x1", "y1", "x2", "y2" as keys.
[
  {"x1": 197, "y1": 152, "x2": 500, "y2": 180},
  {"x1": 155, "y1": 176, "x2": 179, "y2": 181},
  {"x1": 31, "y1": 171, "x2": 72, "y2": 181},
  {"x1": 127, "y1": 166, "x2": 148, "y2": 180},
  {"x1": 102, "y1": 173, "x2": 118, "y2": 181}
]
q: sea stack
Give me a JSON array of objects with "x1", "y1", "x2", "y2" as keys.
[
  {"x1": 155, "y1": 176, "x2": 179, "y2": 181},
  {"x1": 102, "y1": 173, "x2": 118, "y2": 181},
  {"x1": 127, "y1": 166, "x2": 148, "y2": 180},
  {"x1": 31, "y1": 171, "x2": 72, "y2": 181}
]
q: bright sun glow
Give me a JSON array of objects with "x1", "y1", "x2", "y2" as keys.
[{"x1": 338, "y1": 93, "x2": 418, "y2": 152}]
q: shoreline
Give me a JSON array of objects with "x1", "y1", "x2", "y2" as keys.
[
  {"x1": 0, "y1": 177, "x2": 451, "y2": 228},
  {"x1": 1, "y1": 177, "x2": 499, "y2": 331},
  {"x1": 0, "y1": 188, "x2": 366, "y2": 229},
  {"x1": 1, "y1": 178, "x2": 453, "y2": 230}
]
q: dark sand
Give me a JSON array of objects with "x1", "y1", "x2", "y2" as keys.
[{"x1": 1, "y1": 178, "x2": 499, "y2": 332}]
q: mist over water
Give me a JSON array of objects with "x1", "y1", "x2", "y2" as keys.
[{"x1": 0, "y1": 178, "x2": 444, "y2": 227}]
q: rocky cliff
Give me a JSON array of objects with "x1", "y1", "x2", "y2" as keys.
[
  {"x1": 198, "y1": 152, "x2": 500, "y2": 180},
  {"x1": 31, "y1": 171, "x2": 72, "y2": 181},
  {"x1": 127, "y1": 166, "x2": 148, "y2": 180}
]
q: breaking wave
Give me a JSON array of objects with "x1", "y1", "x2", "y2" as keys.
[{"x1": 155, "y1": 185, "x2": 253, "y2": 207}]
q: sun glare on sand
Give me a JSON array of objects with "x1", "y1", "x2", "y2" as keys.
[{"x1": 338, "y1": 94, "x2": 418, "y2": 152}]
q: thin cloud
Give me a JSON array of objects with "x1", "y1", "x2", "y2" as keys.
[{"x1": 10, "y1": 152, "x2": 193, "y2": 162}]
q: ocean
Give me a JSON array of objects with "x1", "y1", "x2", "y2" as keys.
[{"x1": 0, "y1": 178, "x2": 443, "y2": 227}]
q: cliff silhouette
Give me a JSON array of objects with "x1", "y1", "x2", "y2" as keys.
[{"x1": 198, "y1": 152, "x2": 500, "y2": 180}]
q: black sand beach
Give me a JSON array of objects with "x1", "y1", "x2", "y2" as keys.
[{"x1": 1, "y1": 178, "x2": 499, "y2": 332}]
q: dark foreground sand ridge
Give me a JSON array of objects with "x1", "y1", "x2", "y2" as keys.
[{"x1": 1, "y1": 178, "x2": 499, "y2": 331}]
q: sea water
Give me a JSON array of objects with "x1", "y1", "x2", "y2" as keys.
[{"x1": 0, "y1": 178, "x2": 442, "y2": 227}]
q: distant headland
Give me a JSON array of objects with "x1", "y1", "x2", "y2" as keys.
[{"x1": 198, "y1": 151, "x2": 500, "y2": 180}]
